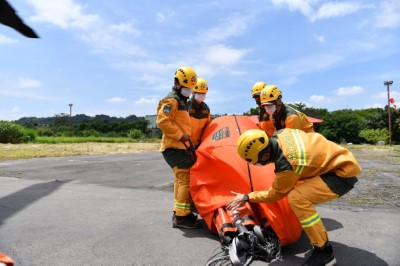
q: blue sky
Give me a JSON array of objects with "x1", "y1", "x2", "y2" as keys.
[{"x1": 0, "y1": 0, "x2": 399, "y2": 121}]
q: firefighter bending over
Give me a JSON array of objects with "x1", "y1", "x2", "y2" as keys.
[{"x1": 227, "y1": 129, "x2": 361, "y2": 266}]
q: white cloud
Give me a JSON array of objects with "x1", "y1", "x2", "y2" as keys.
[
  {"x1": 28, "y1": 0, "x2": 144, "y2": 60},
  {"x1": 314, "y1": 34, "x2": 325, "y2": 43},
  {"x1": 0, "y1": 90, "x2": 54, "y2": 100},
  {"x1": 157, "y1": 12, "x2": 166, "y2": 23},
  {"x1": 392, "y1": 91, "x2": 400, "y2": 99},
  {"x1": 134, "y1": 97, "x2": 158, "y2": 105},
  {"x1": 335, "y1": 86, "x2": 364, "y2": 96},
  {"x1": 311, "y1": 2, "x2": 363, "y2": 22},
  {"x1": 270, "y1": 0, "x2": 364, "y2": 22},
  {"x1": 139, "y1": 74, "x2": 163, "y2": 85},
  {"x1": 375, "y1": 91, "x2": 400, "y2": 100},
  {"x1": 109, "y1": 22, "x2": 141, "y2": 37},
  {"x1": 375, "y1": 0, "x2": 400, "y2": 28},
  {"x1": 112, "y1": 60, "x2": 174, "y2": 87},
  {"x1": 80, "y1": 21, "x2": 143, "y2": 56},
  {"x1": 309, "y1": 95, "x2": 330, "y2": 104},
  {"x1": 201, "y1": 16, "x2": 251, "y2": 43},
  {"x1": 280, "y1": 53, "x2": 344, "y2": 77},
  {"x1": 80, "y1": 27, "x2": 144, "y2": 56},
  {"x1": 28, "y1": 0, "x2": 99, "y2": 29},
  {"x1": 203, "y1": 44, "x2": 248, "y2": 66},
  {"x1": 365, "y1": 103, "x2": 384, "y2": 109},
  {"x1": 0, "y1": 34, "x2": 19, "y2": 44},
  {"x1": 107, "y1": 97, "x2": 127, "y2": 103},
  {"x1": 17, "y1": 78, "x2": 43, "y2": 88},
  {"x1": 270, "y1": 0, "x2": 314, "y2": 18},
  {"x1": 11, "y1": 106, "x2": 19, "y2": 113}
]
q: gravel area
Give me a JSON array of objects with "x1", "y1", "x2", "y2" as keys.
[{"x1": 325, "y1": 146, "x2": 400, "y2": 210}]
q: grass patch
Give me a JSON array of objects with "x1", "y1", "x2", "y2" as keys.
[
  {"x1": 0, "y1": 142, "x2": 161, "y2": 161},
  {"x1": 34, "y1": 136, "x2": 160, "y2": 144}
]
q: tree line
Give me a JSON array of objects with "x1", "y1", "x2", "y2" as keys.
[
  {"x1": 1, "y1": 104, "x2": 399, "y2": 144},
  {"x1": 14, "y1": 113, "x2": 150, "y2": 138},
  {"x1": 246, "y1": 103, "x2": 399, "y2": 144}
]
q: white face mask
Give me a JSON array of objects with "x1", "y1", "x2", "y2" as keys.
[
  {"x1": 180, "y1": 87, "x2": 192, "y2": 98},
  {"x1": 194, "y1": 93, "x2": 206, "y2": 103},
  {"x1": 264, "y1": 105, "x2": 276, "y2": 115}
]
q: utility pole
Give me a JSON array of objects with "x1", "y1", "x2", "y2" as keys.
[
  {"x1": 68, "y1": 103, "x2": 73, "y2": 137},
  {"x1": 384, "y1": 81, "x2": 393, "y2": 145}
]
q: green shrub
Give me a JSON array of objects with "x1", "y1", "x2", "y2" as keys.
[
  {"x1": 128, "y1": 129, "x2": 143, "y2": 139},
  {"x1": 359, "y1": 128, "x2": 388, "y2": 144},
  {"x1": 80, "y1": 129, "x2": 100, "y2": 137},
  {"x1": 23, "y1": 128, "x2": 37, "y2": 142},
  {"x1": 37, "y1": 127, "x2": 54, "y2": 136},
  {"x1": 0, "y1": 121, "x2": 31, "y2": 143}
]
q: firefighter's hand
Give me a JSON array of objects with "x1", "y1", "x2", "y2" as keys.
[
  {"x1": 226, "y1": 191, "x2": 245, "y2": 211},
  {"x1": 180, "y1": 133, "x2": 191, "y2": 143}
]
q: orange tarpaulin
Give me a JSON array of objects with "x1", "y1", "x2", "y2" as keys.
[{"x1": 190, "y1": 115, "x2": 302, "y2": 245}]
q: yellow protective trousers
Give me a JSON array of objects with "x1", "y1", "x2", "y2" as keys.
[
  {"x1": 288, "y1": 175, "x2": 339, "y2": 247},
  {"x1": 172, "y1": 166, "x2": 193, "y2": 216}
]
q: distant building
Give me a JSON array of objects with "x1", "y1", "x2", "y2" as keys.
[
  {"x1": 145, "y1": 115, "x2": 157, "y2": 128},
  {"x1": 144, "y1": 115, "x2": 160, "y2": 137}
]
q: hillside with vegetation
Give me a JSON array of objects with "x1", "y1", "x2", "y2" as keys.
[{"x1": 0, "y1": 103, "x2": 399, "y2": 144}]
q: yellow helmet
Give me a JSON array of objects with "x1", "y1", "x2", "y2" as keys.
[
  {"x1": 174, "y1": 66, "x2": 197, "y2": 89},
  {"x1": 260, "y1": 85, "x2": 282, "y2": 104},
  {"x1": 237, "y1": 129, "x2": 269, "y2": 164},
  {"x1": 251, "y1": 81, "x2": 267, "y2": 96},
  {"x1": 193, "y1": 77, "x2": 208, "y2": 93}
]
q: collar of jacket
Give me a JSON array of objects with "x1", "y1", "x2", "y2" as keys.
[
  {"x1": 268, "y1": 135, "x2": 279, "y2": 163},
  {"x1": 171, "y1": 86, "x2": 188, "y2": 103},
  {"x1": 188, "y1": 98, "x2": 203, "y2": 108}
]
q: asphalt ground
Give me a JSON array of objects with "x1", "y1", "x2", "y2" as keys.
[{"x1": 0, "y1": 152, "x2": 399, "y2": 266}]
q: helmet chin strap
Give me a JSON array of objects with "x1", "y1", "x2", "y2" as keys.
[{"x1": 275, "y1": 99, "x2": 283, "y2": 111}]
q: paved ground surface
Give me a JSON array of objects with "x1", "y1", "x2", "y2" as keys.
[
  {"x1": 325, "y1": 147, "x2": 400, "y2": 210},
  {"x1": 0, "y1": 151, "x2": 399, "y2": 266}
]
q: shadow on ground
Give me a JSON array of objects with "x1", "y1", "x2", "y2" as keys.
[{"x1": 0, "y1": 180, "x2": 67, "y2": 227}]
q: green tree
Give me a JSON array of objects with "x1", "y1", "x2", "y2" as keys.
[
  {"x1": 318, "y1": 110, "x2": 363, "y2": 143},
  {"x1": 359, "y1": 128, "x2": 388, "y2": 144},
  {"x1": 0, "y1": 121, "x2": 33, "y2": 143},
  {"x1": 128, "y1": 129, "x2": 143, "y2": 139}
]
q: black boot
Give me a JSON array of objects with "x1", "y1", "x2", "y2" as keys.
[
  {"x1": 302, "y1": 242, "x2": 336, "y2": 266},
  {"x1": 172, "y1": 213, "x2": 201, "y2": 229}
]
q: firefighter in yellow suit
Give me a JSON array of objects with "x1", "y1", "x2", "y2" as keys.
[
  {"x1": 251, "y1": 81, "x2": 275, "y2": 137},
  {"x1": 157, "y1": 66, "x2": 201, "y2": 229},
  {"x1": 187, "y1": 77, "x2": 211, "y2": 148},
  {"x1": 260, "y1": 85, "x2": 314, "y2": 136},
  {"x1": 227, "y1": 129, "x2": 362, "y2": 266}
]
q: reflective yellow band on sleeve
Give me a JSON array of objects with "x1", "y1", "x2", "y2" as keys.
[{"x1": 292, "y1": 129, "x2": 306, "y2": 175}]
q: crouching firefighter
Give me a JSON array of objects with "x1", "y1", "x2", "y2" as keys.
[{"x1": 227, "y1": 128, "x2": 362, "y2": 266}]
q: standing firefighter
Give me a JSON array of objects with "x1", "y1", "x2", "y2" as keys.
[
  {"x1": 157, "y1": 66, "x2": 201, "y2": 229},
  {"x1": 227, "y1": 128, "x2": 362, "y2": 265},
  {"x1": 260, "y1": 85, "x2": 314, "y2": 136},
  {"x1": 251, "y1": 81, "x2": 275, "y2": 137},
  {"x1": 188, "y1": 77, "x2": 211, "y2": 148}
]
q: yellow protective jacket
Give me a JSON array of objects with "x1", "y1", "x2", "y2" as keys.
[
  {"x1": 187, "y1": 98, "x2": 211, "y2": 148},
  {"x1": 157, "y1": 88, "x2": 191, "y2": 152},
  {"x1": 249, "y1": 128, "x2": 362, "y2": 203},
  {"x1": 262, "y1": 104, "x2": 314, "y2": 137}
]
